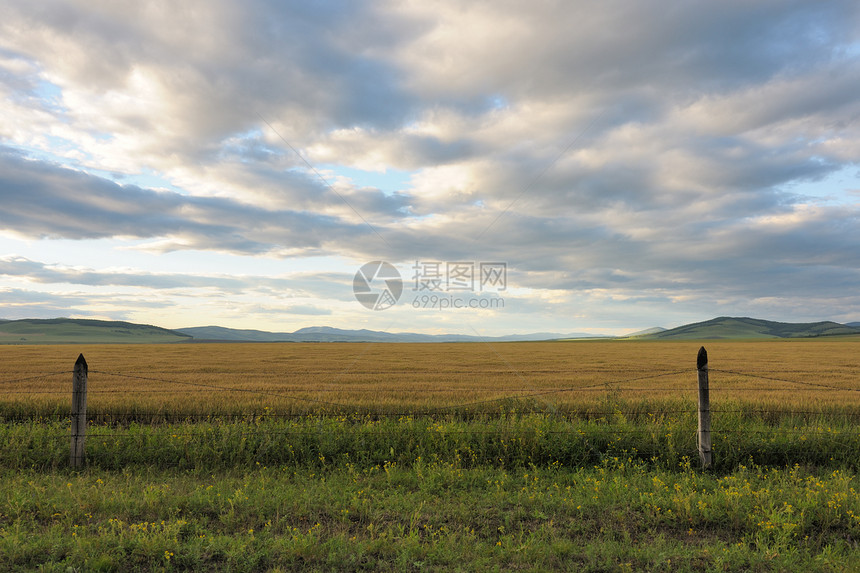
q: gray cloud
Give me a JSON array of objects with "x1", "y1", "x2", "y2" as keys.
[
  {"x1": 0, "y1": 255, "x2": 358, "y2": 302},
  {"x1": 0, "y1": 255, "x2": 247, "y2": 291},
  {"x1": 1, "y1": 0, "x2": 860, "y2": 328},
  {"x1": 0, "y1": 148, "x2": 383, "y2": 254},
  {"x1": 0, "y1": 287, "x2": 93, "y2": 319},
  {"x1": 0, "y1": 287, "x2": 176, "y2": 321}
]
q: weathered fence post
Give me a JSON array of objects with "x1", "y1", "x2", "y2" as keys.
[
  {"x1": 697, "y1": 346, "x2": 712, "y2": 470},
  {"x1": 71, "y1": 353, "x2": 88, "y2": 469}
]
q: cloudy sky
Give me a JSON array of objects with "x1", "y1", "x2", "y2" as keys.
[{"x1": 1, "y1": 0, "x2": 859, "y2": 336}]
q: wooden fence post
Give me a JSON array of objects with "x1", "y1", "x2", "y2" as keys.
[
  {"x1": 697, "y1": 346, "x2": 712, "y2": 469},
  {"x1": 71, "y1": 353, "x2": 88, "y2": 469}
]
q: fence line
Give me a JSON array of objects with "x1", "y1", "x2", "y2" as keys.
[
  {"x1": 0, "y1": 371, "x2": 73, "y2": 384},
  {"x1": 6, "y1": 386, "x2": 860, "y2": 396},
  {"x1": 4, "y1": 370, "x2": 858, "y2": 396},
  {"x1": 3, "y1": 369, "x2": 859, "y2": 408},
  {"x1": 2, "y1": 347, "x2": 860, "y2": 469},
  {"x1": 7, "y1": 426, "x2": 702, "y2": 438},
  {"x1": 709, "y1": 368, "x2": 860, "y2": 392},
  {"x1": 4, "y1": 410, "x2": 856, "y2": 425},
  {"x1": 1, "y1": 386, "x2": 703, "y2": 396}
]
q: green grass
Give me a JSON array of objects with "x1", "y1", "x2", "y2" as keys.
[
  {"x1": 2, "y1": 457, "x2": 859, "y2": 571},
  {"x1": 3, "y1": 403, "x2": 860, "y2": 473},
  {"x1": 3, "y1": 405, "x2": 860, "y2": 571},
  {"x1": 3, "y1": 337, "x2": 860, "y2": 570},
  {"x1": 0, "y1": 319, "x2": 191, "y2": 344},
  {"x1": 642, "y1": 317, "x2": 860, "y2": 340}
]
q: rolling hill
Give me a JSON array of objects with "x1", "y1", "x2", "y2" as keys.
[
  {"x1": 0, "y1": 318, "x2": 192, "y2": 344},
  {"x1": 1, "y1": 316, "x2": 858, "y2": 344},
  {"x1": 0, "y1": 319, "x2": 603, "y2": 344},
  {"x1": 177, "y1": 325, "x2": 605, "y2": 343},
  {"x1": 622, "y1": 326, "x2": 668, "y2": 338},
  {"x1": 637, "y1": 317, "x2": 860, "y2": 340}
]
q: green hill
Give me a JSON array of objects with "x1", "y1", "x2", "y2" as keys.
[
  {"x1": 0, "y1": 318, "x2": 192, "y2": 344},
  {"x1": 623, "y1": 327, "x2": 667, "y2": 338},
  {"x1": 640, "y1": 317, "x2": 860, "y2": 340}
]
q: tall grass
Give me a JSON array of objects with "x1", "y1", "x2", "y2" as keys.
[{"x1": 3, "y1": 402, "x2": 859, "y2": 473}]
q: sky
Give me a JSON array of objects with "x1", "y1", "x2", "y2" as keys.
[{"x1": 1, "y1": 0, "x2": 859, "y2": 336}]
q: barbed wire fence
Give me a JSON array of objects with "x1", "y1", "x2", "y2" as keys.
[{"x1": 1, "y1": 346, "x2": 859, "y2": 470}]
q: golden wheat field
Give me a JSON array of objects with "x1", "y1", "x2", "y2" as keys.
[{"x1": 2, "y1": 339, "x2": 859, "y2": 416}]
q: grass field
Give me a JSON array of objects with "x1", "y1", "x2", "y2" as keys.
[
  {"x1": 2, "y1": 340, "x2": 860, "y2": 571},
  {"x1": 0, "y1": 318, "x2": 191, "y2": 345},
  {"x1": 3, "y1": 338, "x2": 860, "y2": 416}
]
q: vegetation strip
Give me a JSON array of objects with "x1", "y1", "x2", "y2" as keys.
[
  {"x1": 2, "y1": 340, "x2": 860, "y2": 570},
  {"x1": 2, "y1": 459, "x2": 859, "y2": 571}
]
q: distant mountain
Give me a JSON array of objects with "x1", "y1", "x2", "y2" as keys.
[
  {"x1": 0, "y1": 318, "x2": 192, "y2": 344},
  {"x1": 848, "y1": 322, "x2": 860, "y2": 328},
  {"x1": 291, "y1": 326, "x2": 414, "y2": 342},
  {"x1": 622, "y1": 327, "x2": 667, "y2": 338},
  {"x1": 637, "y1": 317, "x2": 860, "y2": 340},
  {"x1": 175, "y1": 325, "x2": 295, "y2": 342},
  {"x1": 496, "y1": 332, "x2": 611, "y2": 341},
  {"x1": 178, "y1": 325, "x2": 606, "y2": 343},
  {"x1": 4, "y1": 316, "x2": 856, "y2": 345}
]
